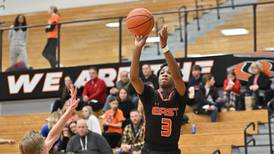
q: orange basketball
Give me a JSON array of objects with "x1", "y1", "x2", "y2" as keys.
[{"x1": 126, "y1": 8, "x2": 154, "y2": 36}]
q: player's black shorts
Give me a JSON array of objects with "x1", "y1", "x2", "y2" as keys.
[{"x1": 142, "y1": 144, "x2": 181, "y2": 154}]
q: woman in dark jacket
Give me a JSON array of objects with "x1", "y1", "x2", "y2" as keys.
[
  {"x1": 247, "y1": 62, "x2": 271, "y2": 108},
  {"x1": 195, "y1": 74, "x2": 223, "y2": 122}
]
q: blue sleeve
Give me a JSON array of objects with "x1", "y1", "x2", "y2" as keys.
[{"x1": 41, "y1": 124, "x2": 49, "y2": 137}]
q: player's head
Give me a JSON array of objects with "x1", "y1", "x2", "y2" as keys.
[
  {"x1": 19, "y1": 131, "x2": 47, "y2": 154},
  {"x1": 76, "y1": 119, "x2": 89, "y2": 137},
  {"x1": 109, "y1": 97, "x2": 119, "y2": 110},
  {"x1": 82, "y1": 105, "x2": 93, "y2": 119},
  {"x1": 130, "y1": 110, "x2": 142, "y2": 125},
  {"x1": 48, "y1": 6, "x2": 58, "y2": 15},
  {"x1": 142, "y1": 64, "x2": 152, "y2": 77},
  {"x1": 157, "y1": 63, "x2": 181, "y2": 89},
  {"x1": 192, "y1": 65, "x2": 202, "y2": 79},
  {"x1": 89, "y1": 67, "x2": 98, "y2": 80}
]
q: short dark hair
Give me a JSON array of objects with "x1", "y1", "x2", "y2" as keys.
[
  {"x1": 192, "y1": 65, "x2": 202, "y2": 71},
  {"x1": 89, "y1": 67, "x2": 98, "y2": 72},
  {"x1": 157, "y1": 63, "x2": 183, "y2": 78}
]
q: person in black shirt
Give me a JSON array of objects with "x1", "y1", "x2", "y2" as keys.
[
  {"x1": 130, "y1": 26, "x2": 187, "y2": 154},
  {"x1": 141, "y1": 64, "x2": 159, "y2": 89}
]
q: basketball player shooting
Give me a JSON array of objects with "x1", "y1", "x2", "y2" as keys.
[{"x1": 130, "y1": 26, "x2": 187, "y2": 154}]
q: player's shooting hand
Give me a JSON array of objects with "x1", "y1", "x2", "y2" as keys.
[
  {"x1": 134, "y1": 35, "x2": 147, "y2": 49},
  {"x1": 158, "y1": 26, "x2": 168, "y2": 48},
  {"x1": 66, "y1": 98, "x2": 79, "y2": 114}
]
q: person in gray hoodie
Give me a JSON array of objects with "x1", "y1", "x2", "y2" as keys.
[{"x1": 8, "y1": 14, "x2": 28, "y2": 67}]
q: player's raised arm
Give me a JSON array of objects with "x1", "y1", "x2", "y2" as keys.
[
  {"x1": 159, "y1": 26, "x2": 186, "y2": 96},
  {"x1": 130, "y1": 36, "x2": 147, "y2": 95},
  {"x1": 44, "y1": 87, "x2": 79, "y2": 150}
]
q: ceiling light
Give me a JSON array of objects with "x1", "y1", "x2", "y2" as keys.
[
  {"x1": 221, "y1": 28, "x2": 249, "y2": 36},
  {"x1": 146, "y1": 37, "x2": 160, "y2": 43},
  {"x1": 105, "y1": 22, "x2": 120, "y2": 28}
]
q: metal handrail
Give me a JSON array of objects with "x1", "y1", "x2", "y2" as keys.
[
  {"x1": 267, "y1": 98, "x2": 274, "y2": 154},
  {"x1": 212, "y1": 149, "x2": 221, "y2": 154},
  {"x1": 244, "y1": 122, "x2": 256, "y2": 154},
  {"x1": 216, "y1": 0, "x2": 221, "y2": 19},
  {"x1": 178, "y1": 5, "x2": 187, "y2": 42},
  {"x1": 246, "y1": 138, "x2": 256, "y2": 146}
]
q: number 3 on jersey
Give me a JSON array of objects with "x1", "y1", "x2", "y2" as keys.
[{"x1": 161, "y1": 118, "x2": 172, "y2": 137}]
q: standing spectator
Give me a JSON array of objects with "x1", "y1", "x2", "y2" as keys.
[
  {"x1": 195, "y1": 74, "x2": 223, "y2": 122},
  {"x1": 42, "y1": 6, "x2": 61, "y2": 68},
  {"x1": 52, "y1": 76, "x2": 73, "y2": 112},
  {"x1": 117, "y1": 110, "x2": 145, "y2": 154},
  {"x1": 247, "y1": 62, "x2": 271, "y2": 108},
  {"x1": 223, "y1": 71, "x2": 241, "y2": 111},
  {"x1": 57, "y1": 125, "x2": 71, "y2": 152},
  {"x1": 66, "y1": 119, "x2": 112, "y2": 154},
  {"x1": 8, "y1": 14, "x2": 28, "y2": 67},
  {"x1": 141, "y1": 64, "x2": 158, "y2": 89},
  {"x1": 82, "y1": 105, "x2": 102, "y2": 135},
  {"x1": 82, "y1": 68, "x2": 107, "y2": 112},
  {"x1": 103, "y1": 97, "x2": 125, "y2": 148},
  {"x1": 117, "y1": 88, "x2": 135, "y2": 128},
  {"x1": 68, "y1": 121, "x2": 77, "y2": 136}
]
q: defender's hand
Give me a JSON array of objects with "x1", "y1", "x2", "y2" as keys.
[
  {"x1": 134, "y1": 35, "x2": 147, "y2": 49},
  {"x1": 158, "y1": 26, "x2": 168, "y2": 48}
]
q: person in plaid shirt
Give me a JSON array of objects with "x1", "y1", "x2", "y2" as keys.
[{"x1": 119, "y1": 110, "x2": 145, "y2": 154}]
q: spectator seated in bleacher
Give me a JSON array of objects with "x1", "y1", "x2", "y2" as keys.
[
  {"x1": 140, "y1": 64, "x2": 159, "y2": 89},
  {"x1": 66, "y1": 119, "x2": 112, "y2": 154},
  {"x1": 0, "y1": 138, "x2": 16, "y2": 144},
  {"x1": 57, "y1": 125, "x2": 72, "y2": 152},
  {"x1": 52, "y1": 76, "x2": 73, "y2": 112},
  {"x1": 41, "y1": 111, "x2": 61, "y2": 152},
  {"x1": 82, "y1": 67, "x2": 107, "y2": 112},
  {"x1": 102, "y1": 97, "x2": 125, "y2": 148},
  {"x1": 194, "y1": 74, "x2": 224, "y2": 122},
  {"x1": 188, "y1": 64, "x2": 203, "y2": 112},
  {"x1": 247, "y1": 62, "x2": 272, "y2": 109},
  {"x1": 116, "y1": 110, "x2": 145, "y2": 154},
  {"x1": 68, "y1": 121, "x2": 77, "y2": 136},
  {"x1": 82, "y1": 105, "x2": 102, "y2": 135},
  {"x1": 223, "y1": 70, "x2": 241, "y2": 111}
]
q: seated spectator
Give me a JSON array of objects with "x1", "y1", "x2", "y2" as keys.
[
  {"x1": 82, "y1": 68, "x2": 107, "y2": 112},
  {"x1": 41, "y1": 111, "x2": 61, "y2": 152},
  {"x1": 141, "y1": 64, "x2": 158, "y2": 89},
  {"x1": 82, "y1": 105, "x2": 102, "y2": 135},
  {"x1": 103, "y1": 71, "x2": 130, "y2": 112},
  {"x1": 52, "y1": 76, "x2": 73, "y2": 112},
  {"x1": 223, "y1": 70, "x2": 241, "y2": 111},
  {"x1": 188, "y1": 65, "x2": 203, "y2": 90},
  {"x1": 103, "y1": 97, "x2": 125, "y2": 148},
  {"x1": 68, "y1": 121, "x2": 77, "y2": 136},
  {"x1": 57, "y1": 125, "x2": 72, "y2": 152},
  {"x1": 117, "y1": 88, "x2": 136, "y2": 128},
  {"x1": 247, "y1": 62, "x2": 271, "y2": 109},
  {"x1": 117, "y1": 110, "x2": 145, "y2": 154},
  {"x1": 0, "y1": 138, "x2": 16, "y2": 144},
  {"x1": 66, "y1": 119, "x2": 112, "y2": 154},
  {"x1": 195, "y1": 74, "x2": 223, "y2": 122}
]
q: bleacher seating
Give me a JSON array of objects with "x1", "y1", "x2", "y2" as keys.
[{"x1": 0, "y1": 110, "x2": 268, "y2": 154}]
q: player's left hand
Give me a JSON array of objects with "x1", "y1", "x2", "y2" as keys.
[
  {"x1": 158, "y1": 26, "x2": 168, "y2": 48},
  {"x1": 134, "y1": 35, "x2": 147, "y2": 49}
]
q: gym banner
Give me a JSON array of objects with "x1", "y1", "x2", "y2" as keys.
[{"x1": 0, "y1": 54, "x2": 273, "y2": 101}]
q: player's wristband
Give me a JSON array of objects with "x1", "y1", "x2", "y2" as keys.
[{"x1": 162, "y1": 45, "x2": 170, "y2": 53}]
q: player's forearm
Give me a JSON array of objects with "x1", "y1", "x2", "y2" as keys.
[
  {"x1": 164, "y1": 51, "x2": 182, "y2": 81},
  {"x1": 130, "y1": 47, "x2": 142, "y2": 81}
]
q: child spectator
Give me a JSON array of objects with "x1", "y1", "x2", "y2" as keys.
[
  {"x1": 103, "y1": 97, "x2": 125, "y2": 148},
  {"x1": 223, "y1": 70, "x2": 241, "y2": 111}
]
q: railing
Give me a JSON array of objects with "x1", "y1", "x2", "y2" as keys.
[
  {"x1": 0, "y1": 1, "x2": 274, "y2": 72},
  {"x1": 244, "y1": 122, "x2": 256, "y2": 154},
  {"x1": 212, "y1": 149, "x2": 221, "y2": 154},
  {"x1": 267, "y1": 98, "x2": 274, "y2": 154}
]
